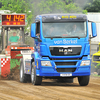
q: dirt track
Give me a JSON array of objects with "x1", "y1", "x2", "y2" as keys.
[{"x1": 0, "y1": 76, "x2": 100, "y2": 100}]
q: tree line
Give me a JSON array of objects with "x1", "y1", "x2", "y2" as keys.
[{"x1": 0, "y1": 0, "x2": 99, "y2": 31}]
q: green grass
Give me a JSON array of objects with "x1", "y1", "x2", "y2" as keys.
[{"x1": 92, "y1": 74, "x2": 100, "y2": 77}]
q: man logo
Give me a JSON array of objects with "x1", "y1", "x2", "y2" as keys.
[
  {"x1": 59, "y1": 49, "x2": 72, "y2": 53},
  {"x1": 59, "y1": 49, "x2": 63, "y2": 52},
  {"x1": 68, "y1": 49, "x2": 72, "y2": 52},
  {"x1": 64, "y1": 49, "x2": 67, "y2": 52}
]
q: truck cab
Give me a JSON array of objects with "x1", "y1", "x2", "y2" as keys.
[{"x1": 20, "y1": 14, "x2": 97, "y2": 86}]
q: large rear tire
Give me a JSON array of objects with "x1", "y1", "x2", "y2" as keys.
[
  {"x1": 20, "y1": 59, "x2": 28, "y2": 83},
  {"x1": 31, "y1": 62, "x2": 42, "y2": 85},
  {"x1": 78, "y1": 76, "x2": 90, "y2": 86}
]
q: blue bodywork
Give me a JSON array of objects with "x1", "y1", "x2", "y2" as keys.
[{"x1": 30, "y1": 14, "x2": 96, "y2": 77}]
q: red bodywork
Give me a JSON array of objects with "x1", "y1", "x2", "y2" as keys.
[
  {"x1": 1, "y1": 45, "x2": 34, "y2": 77},
  {"x1": 5, "y1": 45, "x2": 34, "y2": 59}
]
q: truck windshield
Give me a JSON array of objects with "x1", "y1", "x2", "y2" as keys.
[{"x1": 42, "y1": 22, "x2": 87, "y2": 38}]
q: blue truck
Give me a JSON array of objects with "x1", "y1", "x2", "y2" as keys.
[{"x1": 20, "y1": 14, "x2": 97, "y2": 86}]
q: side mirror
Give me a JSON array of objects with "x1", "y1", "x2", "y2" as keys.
[
  {"x1": 31, "y1": 23, "x2": 36, "y2": 38},
  {"x1": 91, "y1": 22, "x2": 97, "y2": 37}
]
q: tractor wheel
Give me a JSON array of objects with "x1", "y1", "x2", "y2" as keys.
[
  {"x1": 78, "y1": 76, "x2": 90, "y2": 86},
  {"x1": 31, "y1": 62, "x2": 42, "y2": 85},
  {"x1": 20, "y1": 59, "x2": 28, "y2": 83},
  {"x1": 97, "y1": 69, "x2": 100, "y2": 75}
]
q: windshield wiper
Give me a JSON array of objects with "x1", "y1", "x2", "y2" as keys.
[
  {"x1": 45, "y1": 36, "x2": 63, "y2": 39},
  {"x1": 45, "y1": 36, "x2": 80, "y2": 39},
  {"x1": 65, "y1": 36, "x2": 80, "y2": 39}
]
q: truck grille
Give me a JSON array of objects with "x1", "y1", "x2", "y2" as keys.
[
  {"x1": 50, "y1": 58, "x2": 82, "y2": 60},
  {"x1": 49, "y1": 46, "x2": 81, "y2": 56},
  {"x1": 93, "y1": 56, "x2": 100, "y2": 61},
  {"x1": 55, "y1": 62, "x2": 77, "y2": 66},
  {"x1": 56, "y1": 68, "x2": 76, "y2": 72}
]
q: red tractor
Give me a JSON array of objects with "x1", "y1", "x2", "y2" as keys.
[{"x1": 0, "y1": 14, "x2": 34, "y2": 78}]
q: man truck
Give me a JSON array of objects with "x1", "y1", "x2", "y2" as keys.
[{"x1": 20, "y1": 14, "x2": 97, "y2": 86}]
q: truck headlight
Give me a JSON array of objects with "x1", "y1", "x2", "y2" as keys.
[
  {"x1": 80, "y1": 60, "x2": 90, "y2": 66},
  {"x1": 41, "y1": 61, "x2": 52, "y2": 66}
]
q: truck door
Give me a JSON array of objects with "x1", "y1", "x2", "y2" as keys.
[{"x1": 35, "y1": 22, "x2": 40, "y2": 52}]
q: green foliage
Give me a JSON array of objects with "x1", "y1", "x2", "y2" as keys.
[
  {"x1": 0, "y1": 0, "x2": 87, "y2": 27},
  {"x1": 0, "y1": 0, "x2": 34, "y2": 31},
  {"x1": 96, "y1": 63, "x2": 100, "y2": 69},
  {"x1": 93, "y1": 74, "x2": 100, "y2": 77},
  {"x1": 85, "y1": 0, "x2": 100, "y2": 12},
  {"x1": 37, "y1": 0, "x2": 86, "y2": 14},
  {"x1": 82, "y1": 10, "x2": 87, "y2": 14},
  {"x1": 0, "y1": 0, "x2": 87, "y2": 33}
]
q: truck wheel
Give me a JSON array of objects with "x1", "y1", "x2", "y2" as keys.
[
  {"x1": 20, "y1": 59, "x2": 28, "y2": 83},
  {"x1": 97, "y1": 69, "x2": 100, "y2": 75},
  {"x1": 78, "y1": 76, "x2": 90, "y2": 86},
  {"x1": 31, "y1": 62, "x2": 42, "y2": 85}
]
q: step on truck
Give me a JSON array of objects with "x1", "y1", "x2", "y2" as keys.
[{"x1": 20, "y1": 14, "x2": 97, "y2": 86}]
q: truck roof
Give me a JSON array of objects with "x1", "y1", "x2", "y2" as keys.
[
  {"x1": 35, "y1": 13, "x2": 87, "y2": 22},
  {"x1": 36, "y1": 13, "x2": 86, "y2": 17},
  {"x1": 41, "y1": 13, "x2": 86, "y2": 16}
]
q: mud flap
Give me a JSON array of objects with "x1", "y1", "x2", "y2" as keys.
[
  {"x1": 24, "y1": 59, "x2": 31, "y2": 74},
  {"x1": 21, "y1": 50, "x2": 32, "y2": 75}
]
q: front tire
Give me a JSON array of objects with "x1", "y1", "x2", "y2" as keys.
[
  {"x1": 78, "y1": 76, "x2": 90, "y2": 86},
  {"x1": 20, "y1": 59, "x2": 28, "y2": 83},
  {"x1": 31, "y1": 62, "x2": 42, "y2": 85}
]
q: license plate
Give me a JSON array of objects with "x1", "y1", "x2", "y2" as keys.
[{"x1": 60, "y1": 73, "x2": 72, "y2": 77}]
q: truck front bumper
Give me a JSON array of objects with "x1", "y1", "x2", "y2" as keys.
[
  {"x1": 36, "y1": 58, "x2": 91, "y2": 77},
  {"x1": 36, "y1": 66, "x2": 90, "y2": 77}
]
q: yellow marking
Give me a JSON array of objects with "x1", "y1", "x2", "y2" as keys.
[
  {"x1": 70, "y1": 16, "x2": 76, "y2": 19},
  {"x1": 62, "y1": 16, "x2": 77, "y2": 19},
  {"x1": 62, "y1": 16, "x2": 69, "y2": 18},
  {"x1": 28, "y1": 70, "x2": 30, "y2": 72},
  {"x1": 37, "y1": 61, "x2": 38, "y2": 66}
]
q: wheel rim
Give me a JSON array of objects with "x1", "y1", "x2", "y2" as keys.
[{"x1": 31, "y1": 67, "x2": 34, "y2": 82}]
